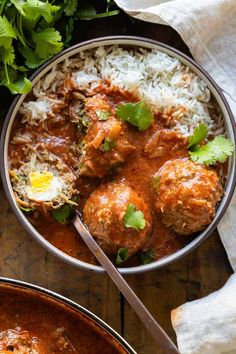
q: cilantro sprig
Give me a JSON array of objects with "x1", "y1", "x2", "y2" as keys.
[
  {"x1": 188, "y1": 124, "x2": 234, "y2": 165},
  {"x1": 96, "y1": 110, "x2": 110, "y2": 121},
  {"x1": 116, "y1": 101, "x2": 153, "y2": 131},
  {"x1": 100, "y1": 138, "x2": 115, "y2": 152},
  {"x1": 123, "y1": 203, "x2": 146, "y2": 231},
  {"x1": 0, "y1": 1, "x2": 119, "y2": 94}
]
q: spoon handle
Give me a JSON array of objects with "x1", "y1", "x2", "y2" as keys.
[{"x1": 73, "y1": 214, "x2": 180, "y2": 354}]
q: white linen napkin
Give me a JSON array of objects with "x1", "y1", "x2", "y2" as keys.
[
  {"x1": 171, "y1": 273, "x2": 236, "y2": 354},
  {"x1": 115, "y1": 0, "x2": 236, "y2": 271}
]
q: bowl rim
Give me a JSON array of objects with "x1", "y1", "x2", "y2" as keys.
[
  {"x1": 0, "y1": 276, "x2": 136, "y2": 353},
  {"x1": 1, "y1": 35, "x2": 236, "y2": 275}
]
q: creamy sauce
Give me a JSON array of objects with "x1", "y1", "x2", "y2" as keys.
[{"x1": 9, "y1": 88, "x2": 213, "y2": 267}]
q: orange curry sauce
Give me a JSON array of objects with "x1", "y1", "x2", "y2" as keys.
[
  {"x1": 9, "y1": 86, "x2": 194, "y2": 267},
  {"x1": 0, "y1": 284, "x2": 129, "y2": 353}
]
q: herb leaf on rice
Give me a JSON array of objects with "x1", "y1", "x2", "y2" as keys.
[{"x1": 116, "y1": 101, "x2": 153, "y2": 131}]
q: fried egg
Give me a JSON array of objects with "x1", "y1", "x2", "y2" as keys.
[{"x1": 26, "y1": 171, "x2": 64, "y2": 202}]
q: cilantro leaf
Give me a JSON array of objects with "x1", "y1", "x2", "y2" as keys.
[
  {"x1": 116, "y1": 248, "x2": 129, "y2": 265},
  {"x1": 52, "y1": 204, "x2": 73, "y2": 224},
  {"x1": 21, "y1": 0, "x2": 60, "y2": 23},
  {"x1": 100, "y1": 139, "x2": 115, "y2": 152},
  {"x1": 123, "y1": 203, "x2": 146, "y2": 231},
  {"x1": 0, "y1": 16, "x2": 17, "y2": 48},
  {"x1": 19, "y1": 45, "x2": 45, "y2": 69},
  {"x1": 32, "y1": 28, "x2": 63, "y2": 60},
  {"x1": 96, "y1": 110, "x2": 110, "y2": 121},
  {"x1": 1, "y1": 64, "x2": 32, "y2": 93},
  {"x1": 189, "y1": 136, "x2": 234, "y2": 165},
  {"x1": 5, "y1": 76, "x2": 32, "y2": 94},
  {"x1": 140, "y1": 249, "x2": 154, "y2": 265},
  {"x1": 188, "y1": 123, "x2": 208, "y2": 149},
  {"x1": 1, "y1": 46, "x2": 15, "y2": 65},
  {"x1": 52, "y1": 195, "x2": 79, "y2": 223},
  {"x1": 64, "y1": 0, "x2": 77, "y2": 16},
  {"x1": 10, "y1": 0, "x2": 26, "y2": 15},
  {"x1": 18, "y1": 204, "x2": 34, "y2": 212},
  {"x1": 116, "y1": 101, "x2": 153, "y2": 131}
]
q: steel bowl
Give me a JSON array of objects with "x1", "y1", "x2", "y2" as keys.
[
  {"x1": 1, "y1": 36, "x2": 236, "y2": 274},
  {"x1": 0, "y1": 277, "x2": 136, "y2": 353}
]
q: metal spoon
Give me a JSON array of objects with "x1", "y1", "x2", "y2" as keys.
[{"x1": 73, "y1": 212, "x2": 180, "y2": 354}]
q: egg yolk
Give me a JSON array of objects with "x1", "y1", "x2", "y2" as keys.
[{"x1": 28, "y1": 171, "x2": 54, "y2": 193}]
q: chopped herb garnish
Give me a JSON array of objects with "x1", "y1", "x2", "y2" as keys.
[
  {"x1": 189, "y1": 136, "x2": 234, "y2": 165},
  {"x1": 52, "y1": 204, "x2": 75, "y2": 224},
  {"x1": 18, "y1": 205, "x2": 34, "y2": 212},
  {"x1": 76, "y1": 101, "x2": 85, "y2": 117},
  {"x1": 123, "y1": 203, "x2": 146, "y2": 231},
  {"x1": 139, "y1": 249, "x2": 154, "y2": 265},
  {"x1": 96, "y1": 110, "x2": 110, "y2": 121},
  {"x1": 187, "y1": 124, "x2": 234, "y2": 165},
  {"x1": 188, "y1": 123, "x2": 208, "y2": 149},
  {"x1": 115, "y1": 101, "x2": 153, "y2": 131},
  {"x1": 77, "y1": 115, "x2": 90, "y2": 133},
  {"x1": 116, "y1": 248, "x2": 129, "y2": 265},
  {"x1": 100, "y1": 139, "x2": 115, "y2": 152}
]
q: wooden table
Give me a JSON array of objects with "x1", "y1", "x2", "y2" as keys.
[{"x1": 0, "y1": 15, "x2": 233, "y2": 354}]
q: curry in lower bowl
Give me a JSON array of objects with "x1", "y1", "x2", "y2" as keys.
[
  {"x1": 0, "y1": 279, "x2": 135, "y2": 353},
  {"x1": 5, "y1": 39, "x2": 235, "y2": 270}
]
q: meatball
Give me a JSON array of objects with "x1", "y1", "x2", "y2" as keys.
[
  {"x1": 79, "y1": 95, "x2": 135, "y2": 177},
  {"x1": 153, "y1": 158, "x2": 223, "y2": 235},
  {"x1": 83, "y1": 182, "x2": 152, "y2": 256}
]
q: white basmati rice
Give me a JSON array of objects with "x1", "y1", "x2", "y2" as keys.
[{"x1": 25, "y1": 45, "x2": 224, "y2": 136}]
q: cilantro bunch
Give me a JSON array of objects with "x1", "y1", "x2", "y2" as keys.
[{"x1": 0, "y1": 0, "x2": 119, "y2": 94}]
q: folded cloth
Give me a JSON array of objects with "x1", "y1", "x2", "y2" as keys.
[
  {"x1": 115, "y1": 0, "x2": 236, "y2": 271},
  {"x1": 171, "y1": 273, "x2": 236, "y2": 354}
]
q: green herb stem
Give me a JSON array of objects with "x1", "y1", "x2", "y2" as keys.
[
  {"x1": 79, "y1": 9, "x2": 120, "y2": 20},
  {"x1": 4, "y1": 62, "x2": 9, "y2": 83}
]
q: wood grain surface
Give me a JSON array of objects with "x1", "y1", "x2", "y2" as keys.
[{"x1": 0, "y1": 16, "x2": 233, "y2": 354}]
